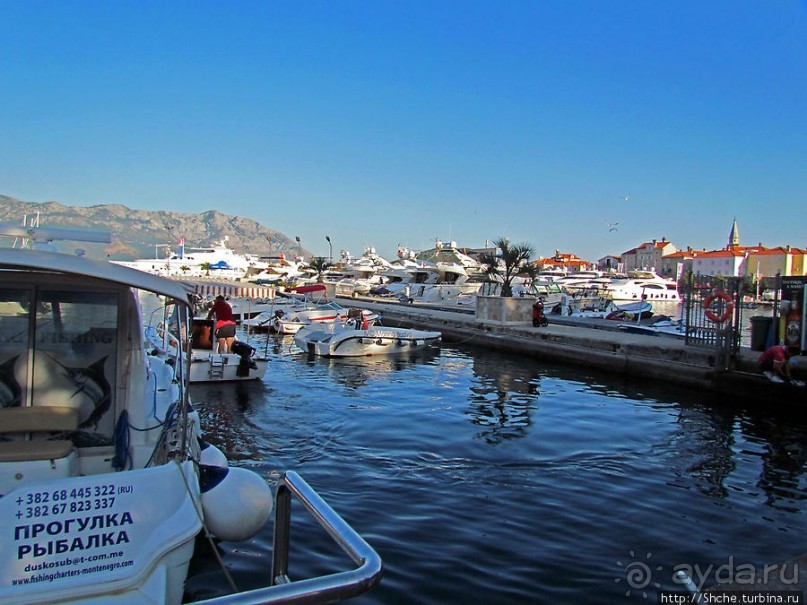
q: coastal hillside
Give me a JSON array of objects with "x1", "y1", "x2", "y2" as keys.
[{"x1": 0, "y1": 195, "x2": 307, "y2": 260}]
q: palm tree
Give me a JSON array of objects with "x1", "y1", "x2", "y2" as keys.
[
  {"x1": 308, "y1": 256, "x2": 332, "y2": 283},
  {"x1": 478, "y1": 237, "x2": 536, "y2": 297},
  {"x1": 200, "y1": 262, "x2": 211, "y2": 277}
]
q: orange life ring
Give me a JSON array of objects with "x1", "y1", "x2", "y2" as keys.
[{"x1": 703, "y1": 291, "x2": 733, "y2": 323}]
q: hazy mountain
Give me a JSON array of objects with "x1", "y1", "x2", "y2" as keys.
[{"x1": 0, "y1": 195, "x2": 309, "y2": 260}]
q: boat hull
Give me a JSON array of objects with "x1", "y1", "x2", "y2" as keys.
[
  {"x1": 295, "y1": 325, "x2": 441, "y2": 357},
  {"x1": 0, "y1": 462, "x2": 201, "y2": 605},
  {"x1": 190, "y1": 352, "x2": 269, "y2": 382}
]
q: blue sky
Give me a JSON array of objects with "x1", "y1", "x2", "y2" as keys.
[{"x1": 1, "y1": 1, "x2": 805, "y2": 262}]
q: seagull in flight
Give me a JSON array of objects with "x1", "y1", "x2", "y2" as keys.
[{"x1": 606, "y1": 221, "x2": 619, "y2": 232}]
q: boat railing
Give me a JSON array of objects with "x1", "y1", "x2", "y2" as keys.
[{"x1": 193, "y1": 470, "x2": 383, "y2": 605}]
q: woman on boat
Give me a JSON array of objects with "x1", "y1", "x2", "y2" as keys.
[{"x1": 207, "y1": 295, "x2": 236, "y2": 353}]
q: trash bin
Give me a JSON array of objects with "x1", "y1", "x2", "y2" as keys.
[{"x1": 749, "y1": 316, "x2": 774, "y2": 352}]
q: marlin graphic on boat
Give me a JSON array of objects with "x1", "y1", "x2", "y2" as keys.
[
  {"x1": 47, "y1": 354, "x2": 112, "y2": 428},
  {"x1": 0, "y1": 356, "x2": 22, "y2": 408}
]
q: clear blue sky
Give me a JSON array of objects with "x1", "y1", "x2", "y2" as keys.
[{"x1": 1, "y1": 1, "x2": 805, "y2": 262}]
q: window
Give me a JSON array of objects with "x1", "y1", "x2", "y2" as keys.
[
  {"x1": 0, "y1": 285, "x2": 121, "y2": 443},
  {"x1": 0, "y1": 289, "x2": 32, "y2": 408}
]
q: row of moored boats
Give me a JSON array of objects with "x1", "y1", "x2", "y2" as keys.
[{"x1": 119, "y1": 238, "x2": 684, "y2": 306}]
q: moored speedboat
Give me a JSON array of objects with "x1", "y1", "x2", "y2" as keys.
[
  {"x1": 551, "y1": 295, "x2": 653, "y2": 320},
  {"x1": 618, "y1": 316, "x2": 686, "y2": 339},
  {"x1": 271, "y1": 302, "x2": 378, "y2": 335},
  {"x1": 0, "y1": 232, "x2": 382, "y2": 604},
  {"x1": 147, "y1": 318, "x2": 269, "y2": 383},
  {"x1": 295, "y1": 318, "x2": 441, "y2": 357}
]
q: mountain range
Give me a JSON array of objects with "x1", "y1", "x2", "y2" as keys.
[{"x1": 0, "y1": 195, "x2": 309, "y2": 260}]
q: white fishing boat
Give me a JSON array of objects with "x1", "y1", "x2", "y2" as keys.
[
  {"x1": 294, "y1": 317, "x2": 441, "y2": 358},
  {"x1": 0, "y1": 225, "x2": 382, "y2": 604}
]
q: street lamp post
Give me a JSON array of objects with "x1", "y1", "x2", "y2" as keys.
[
  {"x1": 295, "y1": 236, "x2": 302, "y2": 261},
  {"x1": 326, "y1": 235, "x2": 332, "y2": 262}
]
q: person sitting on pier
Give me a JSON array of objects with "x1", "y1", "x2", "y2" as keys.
[
  {"x1": 757, "y1": 344, "x2": 798, "y2": 382},
  {"x1": 207, "y1": 295, "x2": 236, "y2": 353}
]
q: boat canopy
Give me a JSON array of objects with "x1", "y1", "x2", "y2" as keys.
[{"x1": 0, "y1": 248, "x2": 193, "y2": 305}]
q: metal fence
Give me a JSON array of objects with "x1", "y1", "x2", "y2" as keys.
[{"x1": 681, "y1": 274, "x2": 745, "y2": 371}]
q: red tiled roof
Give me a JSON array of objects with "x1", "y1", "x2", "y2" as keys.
[
  {"x1": 754, "y1": 247, "x2": 807, "y2": 256},
  {"x1": 696, "y1": 249, "x2": 745, "y2": 258}
]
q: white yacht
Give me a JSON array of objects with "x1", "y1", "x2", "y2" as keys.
[
  {"x1": 384, "y1": 243, "x2": 481, "y2": 304},
  {"x1": 603, "y1": 270, "x2": 681, "y2": 302},
  {"x1": 321, "y1": 248, "x2": 391, "y2": 295},
  {"x1": 117, "y1": 237, "x2": 269, "y2": 280}
]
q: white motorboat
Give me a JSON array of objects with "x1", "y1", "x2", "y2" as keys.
[
  {"x1": 551, "y1": 295, "x2": 653, "y2": 320},
  {"x1": 0, "y1": 227, "x2": 382, "y2": 604},
  {"x1": 294, "y1": 319, "x2": 441, "y2": 357},
  {"x1": 316, "y1": 248, "x2": 392, "y2": 296},
  {"x1": 241, "y1": 286, "x2": 337, "y2": 332},
  {"x1": 147, "y1": 318, "x2": 269, "y2": 383},
  {"x1": 618, "y1": 316, "x2": 686, "y2": 339},
  {"x1": 603, "y1": 271, "x2": 680, "y2": 303},
  {"x1": 240, "y1": 301, "x2": 302, "y2": 331},
  {"x1": 553, "y1": 270, "x2": 608, "y2": 293},
  {"x1": 270, "y1": 302, "x2": 378, "y2": 335},
  {"x1": 371, "y1": 243, "x2": 482, "y2": 305}
]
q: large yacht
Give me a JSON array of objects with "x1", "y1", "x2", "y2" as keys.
[
  {"x1": 116, "y1": 237, "x2": 269, "y2": 279},
  {"x1": 603, "y1": 270, "x2": 681, "y2": 302}
]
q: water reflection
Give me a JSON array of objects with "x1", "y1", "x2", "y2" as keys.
[
  {"x1": 459, "y1": 346, "x2": 807, "y2": 509},
  {"x1": 668, "y1": 403, "x2": 737, "y2": 499},
  {"x1": 302, "y1": 351, "x2": 440, "y2": 390},
  {"x1": 741, "y1": 410, "x2": 807, "y2": 510},
  {"x1": 188, "y1": 340, "x2": 807, "y2": 604},
  {"x1": 466, "y1": 352, "x2": 543, "y2": 444},
  {"x1": 190, "y1": 380, "x2": 271, "y2": 461}
]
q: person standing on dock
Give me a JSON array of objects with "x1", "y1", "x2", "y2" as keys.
[
  {"x1": 207, "y1": 295, "x2": 236, "y2": 353},
  {"x1": 757, "y1": 344, "x2": 798, "y2": 382}
]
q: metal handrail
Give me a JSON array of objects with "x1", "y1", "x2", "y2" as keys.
[{"x1": 193, "y1": 471, "x2": 383, "y2": 605}]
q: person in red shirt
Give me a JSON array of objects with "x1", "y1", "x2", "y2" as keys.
[
  {"x1": 207, "y1": 295, "x2": 236, "y2": 353},
  {"x1": 758, "y1": 344, "x2": 798, "y2": 382}
]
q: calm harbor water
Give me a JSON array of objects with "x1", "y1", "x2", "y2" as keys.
[{"x1": 188, "y1": 334, "x2": 806, "y2": 604}]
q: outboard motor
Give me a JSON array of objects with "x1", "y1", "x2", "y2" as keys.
[
  {"x1": 346, "y1": 307, "x2": 368, "y2": 330},
  {"x1": 231, "y1": 340, "x2": 258, "y2": 376}
]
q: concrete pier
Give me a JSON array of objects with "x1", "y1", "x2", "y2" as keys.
[{"x1": 341, "y1": 297, "x2": 805, "y2": 407}]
